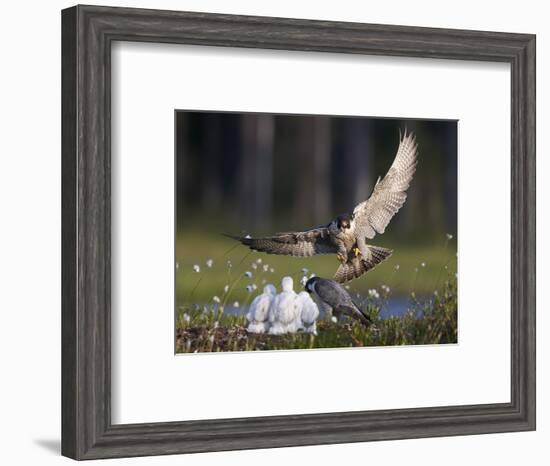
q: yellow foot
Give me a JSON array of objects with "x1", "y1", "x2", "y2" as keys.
[
  {"x1": 336, "y1": 252, "x2": 346, "y2": 263},
  {"x1": 353, "y1": 247, "x2": 361, "y2": 257}
]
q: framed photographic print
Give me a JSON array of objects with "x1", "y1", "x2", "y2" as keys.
[
  {"x1": 61, "y1": 4, "x2": 536, "y2": 460},
  {"x1": 175, "y1": 112, "x2": 457, "y2": 352}
]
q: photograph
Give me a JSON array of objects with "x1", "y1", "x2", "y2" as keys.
[
  {"x1": 1, "y1": 0, "x2": 540, "y2": 463},
  {"x1": 175, "y1": 111, "x2": 458, "y2": 353}
]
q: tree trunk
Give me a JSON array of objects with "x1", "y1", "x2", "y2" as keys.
[{"x1": 238, "y1": 114, "x2": 275, "y2": 232}]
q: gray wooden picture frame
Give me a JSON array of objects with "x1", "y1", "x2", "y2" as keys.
[{"x1": 61, "y1": 4, "x2": 536, "y2": 460}]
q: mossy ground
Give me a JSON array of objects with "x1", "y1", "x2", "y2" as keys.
[{"x1": 175, "y1": 279, "x2": 457, "y2": 353}]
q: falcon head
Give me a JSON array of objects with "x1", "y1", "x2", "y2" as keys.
[
  {"x1": 336, "y1": 214, "x2": 352, "y2": 231},
  {"x1": 305, "y1": 276, "x2": 319, "y2": 293}
]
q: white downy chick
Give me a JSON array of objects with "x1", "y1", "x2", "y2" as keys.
[
  {"x1": 246, "y1": 284, "x2": 276, "y2": 334},
  {"x1": 297, "y1": 291, "x2": 320, "y2": 335},
  {"x1": 268, "y1": 276, "x2": 297, "y2": 335}
]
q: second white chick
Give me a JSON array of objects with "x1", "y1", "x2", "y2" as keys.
[
  {"x1": 246, "y1": 284, "x2": 276, "y2": 334},
  {"x1": 268, "y1": 276, "x2": 298, "y2": 335},
  {"x1": 297, "y1": 291, "x2": 320, "y2": 335}
]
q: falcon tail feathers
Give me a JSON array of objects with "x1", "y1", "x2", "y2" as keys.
[
  {"x1": 333, "y1": 245, "x2": 393, "y2": 283},
  {"x1": 355, "y1": 307, "x2": 372, "y2": 326},
  {"x1": 367, "y1": 245, "x2": 393, "y2": 266},
  {"x1": 336, "y1": 305, "x2": 371, "y2": 326}
]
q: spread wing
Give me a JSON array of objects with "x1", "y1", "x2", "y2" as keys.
[
  {"x1": 352, "y1": 130, "x2": 418, "y2": 240},
  {"x1": 228, "y1": 227, "x2": 337, "y2": 257},
  {"x1": 333, "y1": 245, "x2": 392, "y2": 283}
]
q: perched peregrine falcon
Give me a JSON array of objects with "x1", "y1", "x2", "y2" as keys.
[
  {"x1": 305, "y1": 277, "x2": 370, "y2": 326},
  {"x1": 229, "y1": 130, "x2": 418, "y2": 283}
]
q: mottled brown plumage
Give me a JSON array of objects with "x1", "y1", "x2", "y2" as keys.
[
  {"x1": 230, "y1": 227, "x2": 336, "y2": 257},
  {"x1": 333, "y1": 245, "x2": 393, "y2": 283}
]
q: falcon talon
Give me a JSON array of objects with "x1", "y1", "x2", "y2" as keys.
[{"x1": 353, "y1": 247, "x2": 361, "y2": 257}]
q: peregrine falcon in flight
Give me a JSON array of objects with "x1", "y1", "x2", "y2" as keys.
[
  {"x1": 305, "y1": 277, "x2": 371, "y2": 326},
  {"x1": 229, "y1": 130, "x2": 418, "y2": 283}
]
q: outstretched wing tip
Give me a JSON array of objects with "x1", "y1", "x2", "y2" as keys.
[
  {"x1": 228, "y1": 227, "x2": 336, "y2": 257},
  {"x1": 352, "y1": 129, "x2": 418, "y2": 239},
  {"x1": 223, "y1": 232, "x2": 251, "y2": 243}
]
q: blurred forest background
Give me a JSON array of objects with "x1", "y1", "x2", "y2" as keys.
[{"x1": 175, "y1": 111, "x2": 457, "y2": 305}]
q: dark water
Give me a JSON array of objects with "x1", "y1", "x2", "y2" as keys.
[
  {"x1": 220, "y1": 296, "x2": 427, "y2": 320},
  {"x1": 377, "y1": 296, "x2": 424, "y2": 319}
]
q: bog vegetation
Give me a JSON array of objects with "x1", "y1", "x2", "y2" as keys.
[{"x1": 175, "y1": 233, "x2": 458, "y2": 353}]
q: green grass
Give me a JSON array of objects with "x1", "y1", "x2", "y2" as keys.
[
  {"x1": 176, "y1": 230, "x2": 457, "y2": 305},
  {"x1": 175, "y1": 278, "x2": 458, "y2": 353}
]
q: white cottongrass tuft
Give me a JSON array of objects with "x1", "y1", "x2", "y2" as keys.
[
  {"x1": 269, "y1": 268, "x2": 275, "y2": 273},
  {"x1": 421, "y1": 262, "x2": 426, "y2": 268},
  {"x1": 331, "y1": 316, "x2": 338, "y2": 323},
  {"x1": 394, "y1": 264, "x2": 400, "y2": 271},
  {"x1": 245, "y1": 234, "x2": 252, "y2": 239},
  {"x1": 251, "y1": 263, "x2": 258, "y2": 270},
  {"x1": 182, "y1": 313, "x2": 190, "y2": 323},
  {"x1": 193, "y1": 264, "x2": 200, "y2": 273},
  {"x1": 368, "y1": 289, "x2": 380, "y2": 299},
  {"x1": 263, "y1": 264, "x2": 269, "y2": 272},
  {"x1": 244, "y1": 271, "x2": 253, "y2": 278},
  {"x1": 224, "y1": 285, "x2": 229, "y2": 293},
  {"x1": 175, "y1": 262, "x2": 179, "y2": 270},
  {"x1": 446, "y1": 233, "x2": 453, "y2": 240},
  {"x1": 381, "y1": 284, "x2": 390, "y2": 294},
  {"x1": 256, "y1": 258, "x2": 263, "y2": 264},
  {"x1": 212, "y1": 296, "x2": 221, "y2": 303},
  {"x1": 206, "y1": 259, "x2": 213, "y2": 268},
  {"x1": 226, "y1": 260, "x2": 233, "y2": 268},
  {"x1": 233, "y1": 301, "x2": 239, "y2": 308}
]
